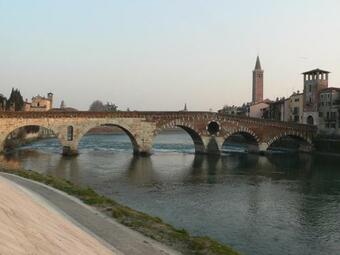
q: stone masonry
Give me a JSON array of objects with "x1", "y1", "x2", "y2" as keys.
[{"x1": 0, "y1": 111, "x2": 316, "y2": 156}]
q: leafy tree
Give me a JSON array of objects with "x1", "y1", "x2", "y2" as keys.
[{"x1": 6, "y1": 88, "x2": 24, "y2": 111}]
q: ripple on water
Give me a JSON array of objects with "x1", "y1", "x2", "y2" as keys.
[{"x1": 1, "y1": 134, "x2": 340, "y2": 255}]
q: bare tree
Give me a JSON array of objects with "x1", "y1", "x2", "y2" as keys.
[{"x1": 89, "y1": 100, "x2": 118, "y2": 112}]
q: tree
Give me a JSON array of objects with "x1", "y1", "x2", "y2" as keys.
[
  {"x1": 89, "y1": 100, "x2": 118, "y2": 112},
  {"x1": 104, "y1": 102, "x2": 118, "y2": 112},
  {"x1": 6, "y1": 88, "x2": 24, "y2": 111},
  {"x1": 0, "y1": 94, "x2": 7, "y2": 111},
  {"x1": 89, "y1": 100, "x2": 106, "y2": 111}
]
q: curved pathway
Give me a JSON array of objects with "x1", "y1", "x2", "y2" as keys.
[{"x1": 0, "y1": 172, "x2": 180, "y2": 255}]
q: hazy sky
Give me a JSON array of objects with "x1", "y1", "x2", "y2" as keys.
[{"x1": 1, "y1": 0, "x2": 340, "y2": 111}]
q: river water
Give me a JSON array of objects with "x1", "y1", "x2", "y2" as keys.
[{"x1": 1, "y1": 131, "x2": 340, "y2": 255}]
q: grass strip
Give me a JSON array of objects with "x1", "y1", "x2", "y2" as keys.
[{"x1": 0, "y1": 168, "x2": 241, "y2": 255}]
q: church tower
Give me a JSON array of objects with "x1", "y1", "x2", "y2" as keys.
[{"x1": 252, "y1": 56, "x2": 264, "y2": 103}]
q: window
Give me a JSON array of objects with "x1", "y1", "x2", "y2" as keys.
[
  {"x1": 331, "y1": 112, "x2": 336, "y2": 120},
  {"x1": 67, "y1": 126, "x2": 74, "y2": 141},
  {"x1": 319, "y1": 112, "x2": 323, "y2": 117},
  {"x1": 294, "y1": 98, "x2": 299, "y2": 102},
  {"x1": 309, "y1": 85, "x2": 312, "y2": 92},
  {"x1": 293, "y1": 107, "x2": 299, "y2": 115},
  {"x1": 307, "y1": 116, "x2": 314, "y2": 125}
]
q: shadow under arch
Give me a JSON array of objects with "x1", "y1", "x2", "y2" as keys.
[
  {"x1": 153, "y1": 124, "x2": 205, "y2": 154},
  {"x1": 2, "y1": 124, "x2": 61, "y2": 153},
  {"x1": 222, "y1": 130, "x2": 260, "y2": 153},
  {"x1": 77, "y1": 123, "x2": 140, "y2": 154},
  {"x1": 267, "y1": 134, "x2": 313, "y2": 153}
]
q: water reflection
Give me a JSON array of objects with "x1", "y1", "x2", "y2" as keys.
[{"x1": 0, "y1": 135, "x2": 340, "y2": 255}]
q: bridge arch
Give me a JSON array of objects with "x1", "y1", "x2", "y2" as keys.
[
  {"x1": 266, "y1": 132, "x2": 314, "y2": 153},
  {"x1": 0, "y1": 124, "x2": 62, "y2": 153},
  {"x1": 154, "y1": 119, "x2": 205, "y2": 154},
  {"x1": 223, "y1": 127, "x2": 260, "y2": 153},
  {"x1": 75, "y1": 122, "x2": 140, "y2": 155}
]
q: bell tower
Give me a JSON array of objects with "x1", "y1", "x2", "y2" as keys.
[
  {"x1": 252, "y1": 56, "x2": 264, "y2": 103},
  {"x1": 302, "y1": 69, "x2": 329, "y2": 125}
]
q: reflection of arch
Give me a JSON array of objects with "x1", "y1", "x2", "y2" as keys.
[
  {"x1": 307, "y1": 116, "x2": 314, "y2": 125},
  {"x1": 77, "y1": 123, "x2": 139, "y2": 154},
  {"x1": 155, "y1": 120, "x2": 205, "y2": 154},
  {"x1": 223, "y1": 128, "x2": 260, "y2": 152},
  {"x1": 267, "y1": 132, "x2": 313, "y2": 152},
  {"x1": 2, "y1": 124, "x2": 60, "y2": 151}
]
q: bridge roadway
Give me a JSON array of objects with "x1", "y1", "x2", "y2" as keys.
[{"x1": 0, "y1": 111, "x2": 317, "y2": 156}]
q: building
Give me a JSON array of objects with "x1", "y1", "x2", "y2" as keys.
[
  {"x1": 302, "y1": 69, "x2": 329, "y2": 125},
  {"x1": 252, "y1": 56, "x2": 264, "y2": 103},
  {"x1": 219, "y1": 105, "x2": 248, "y2": 116},
  {"x1": 318, "y1": 87, "x2": 340, "y2": 132},
  {"x1": 288, "y1": 91, "x2": 304, "y2": 123},
  {"x1": 24, "y1": 93, "x2": 53, "y2": 111},
  {"x1": 266, "y1": 98, "x2": 290, "y2": 122},
  {"x1": 249, "y1": 100, "x2": 271, "y2": 118}
]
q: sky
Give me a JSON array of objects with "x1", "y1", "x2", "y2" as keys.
[{"x1": 1, "y1": 0, "x2": 340, "y2": 111}]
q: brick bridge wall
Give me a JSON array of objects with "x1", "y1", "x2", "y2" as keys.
[{"x1": 0, "y1": 111, "x2": 317, "y2": 156}]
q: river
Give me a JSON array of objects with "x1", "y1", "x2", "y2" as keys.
[{"x1": 0, "y1": 131, "x2": 340, "y2": 255}]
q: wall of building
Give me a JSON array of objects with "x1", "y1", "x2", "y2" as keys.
[
  {"x1": 249, "y1": 102, "x2": 269, "y2": 118},
  {"x1": 289, "y1": 93, "x2": 303, "y2": 123},
  {"x1": 24, "y1": 93, "x2": 53, "y2": 112},
  {"x1": 318, "y1": 88, "x2": 340, "y2": 134}
]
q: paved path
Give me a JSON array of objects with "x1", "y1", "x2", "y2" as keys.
[
  {"x1": 0, "y1": 175, "x2": 115, "y2": 255},
  {"x1": 0, "y1": 173, "x2": 180, "y2": 255}
]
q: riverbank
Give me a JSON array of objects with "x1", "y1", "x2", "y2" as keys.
[
  {"x1": 0, "y1": 168, "x2": 240, "y2": 255},
  {"x1": 0, "y1": 174, "x2": 116, "y2": 255}
]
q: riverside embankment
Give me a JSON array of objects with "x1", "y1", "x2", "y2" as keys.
[
  {"x1": 0, "y1": 174, "x2": 116, "y2": 255},
  {"x1": 0, "y1": 169, "x2": 240, "y2": 255}
]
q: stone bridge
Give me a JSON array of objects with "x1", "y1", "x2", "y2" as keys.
[{"x1": 0, "y1": 111, "x2": 317, "y2": 156}]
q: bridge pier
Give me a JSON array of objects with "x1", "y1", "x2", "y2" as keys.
[
  {"x1": 259, "y1": 142, "x2": 269, "y2": 155},
  {"x1": 201, "y1": 136, "x2": 224, "y2": 155},
  {"x1": 133, "y1": 135, "x2": 154, "y2": 157},
  {"x1": 62, "y1": 146, "x2": 79, "y2": 156},
  {"x1": 60, "y1": 138, "x2": 79, "y2": 157}
]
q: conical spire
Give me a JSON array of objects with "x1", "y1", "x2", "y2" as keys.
[{"x1": 255, "y1": 56, "x2": 262, "y2": 70}]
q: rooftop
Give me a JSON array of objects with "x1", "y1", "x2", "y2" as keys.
[
  {"x1": 320, "y1": 87, "x2": 340, "y2": 92},
  {"x1": 254, "y1": 56, "x2": 262, "y2": 70},
  {"x1": 302, "y1": 68, "x2": 330, "y2": 75}
]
